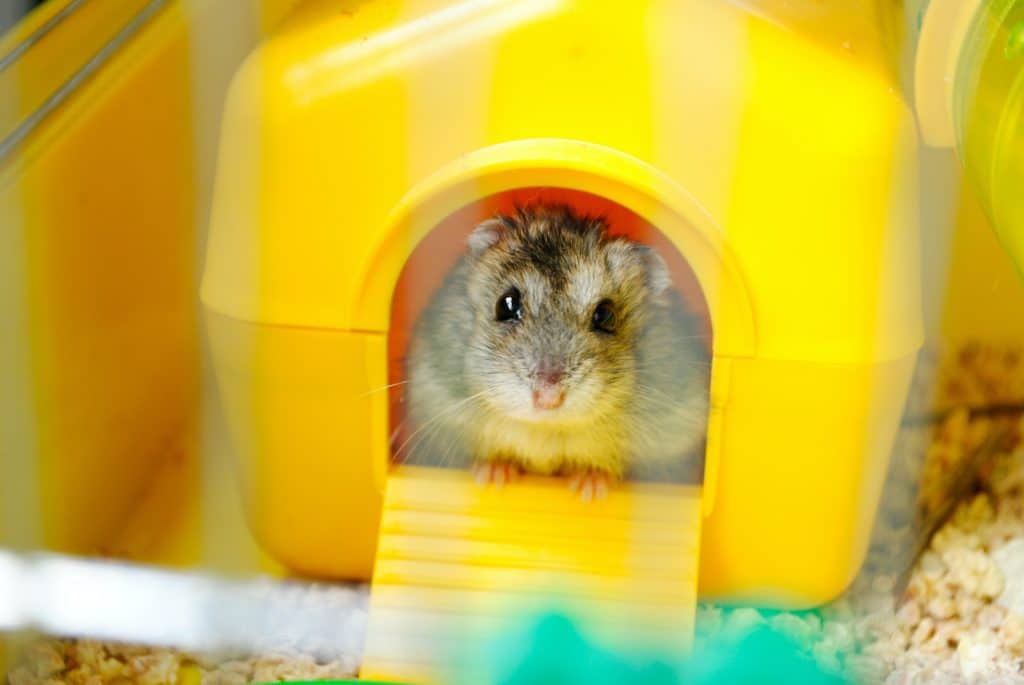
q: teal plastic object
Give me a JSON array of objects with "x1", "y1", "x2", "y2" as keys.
[
  {"x1": 453, "y1": 613, "x2": 854, "y2": 685},
  {"x1": 250, "y1": 613, "x2": 855, "y2": 684},
  {"x1": 478, "y1": 614, "x2": 681, "y2": 685},
  {"x1": 682, "y1": 625, "x2": 852, "y2": 685}
]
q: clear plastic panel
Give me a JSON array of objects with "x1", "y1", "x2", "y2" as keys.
[{"x1": 2, "y1": 1, "x2": 1024, "y2": 683}]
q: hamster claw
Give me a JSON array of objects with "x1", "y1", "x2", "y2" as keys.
[
  {"x1": 568, "y1": 470, "x2": 611, "y2": 502},
  {"x1": 472, "y1": 460, "x2": 522, "y2": 489}
]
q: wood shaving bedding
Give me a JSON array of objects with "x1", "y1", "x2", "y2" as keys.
[
  {"x1": 694, "y1": 429, "x2": 1024, "y2": 684},
  {"x1": 5, "y1": 639, "x2": 358, "y2": 685}
]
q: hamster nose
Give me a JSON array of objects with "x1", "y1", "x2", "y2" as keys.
[
  {"x1": 532, "y1": 385, "x2": 565, "y2": 410},
  {"x1": 530, "y1": 358, "x2": 565, "y2": 409}
]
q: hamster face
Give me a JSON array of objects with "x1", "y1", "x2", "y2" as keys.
[{"x1": 462, "y1": 205, "x2": 670, "y2": 424}]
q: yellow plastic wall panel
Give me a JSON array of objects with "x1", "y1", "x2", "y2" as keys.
[
  {"x1": 0, "y1": 1, "x2": 198, "y2": 556},
  {"x1": 205, "y1": 313, "x2": 387, "y2": 579},
  {"x1": 698, "y1": 353, "x2": 917, "y2": 606},
  {"x1": 0, "y1": 0, "x2": 303, "y2": 559}
]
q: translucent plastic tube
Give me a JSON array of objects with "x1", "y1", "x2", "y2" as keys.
[
  {"x1": 955, "y1": 0, "x2": 1024, "y2": 276},
  {"x1": 915, "y1": 0, "x2": 1024, "y2": 276},
  {"x1": 0, "y1": 550, "x2": 369, "y2": 662}
]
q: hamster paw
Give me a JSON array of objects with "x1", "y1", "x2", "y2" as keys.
[
  {"x1": 567, "y1": 470, "x2": 612, "y2": 502},
  {"x1": 472, "y1": 460, "x2": 522, "y2": 488}
]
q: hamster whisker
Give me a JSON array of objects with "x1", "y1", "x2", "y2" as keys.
[
  {"x1": 411, "y1": 405, "x2": 481, "y2": 468},
  {"x1": 369, "y1": 370, "x2": 483, "y2": 398},
  {"x1": 639, "y1": 334, "x2": 707, "y2": 340},
  {"x1": 628, "y1": 390, "x2": 697, "y2": 413},
  {"x1": 361, "y1": 380, "x2": 411, "y2": 396},
  {"x1": 436, "y1": 433, "x2": 469, "y2": 469},
  {"x1": 392, "y1": 390, "x2": 488, "y2": 461},
  {"x1": 632, "y1": 362, "x2": 711, "y2": 373},
  {"x1": 394, "y1": 417, "x2": 453, "y2": 465},
  {"x1": 633, "y1": 383, "x2": 685, "y2": 402},
  {"x1": 405, "y1": 417, "x2": 452, "y2": 466}
]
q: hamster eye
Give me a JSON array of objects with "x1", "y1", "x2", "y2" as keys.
[
  {"x1": 495, "y1": 287, "x2": 522, "y2": 322},
  {"x1": 591, "y1": 299, "x2": 617, "y2": 334}
]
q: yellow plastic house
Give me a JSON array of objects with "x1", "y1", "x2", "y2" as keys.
[{"x1": 200, "y1": 0, "x2": 923, "y2": 640}]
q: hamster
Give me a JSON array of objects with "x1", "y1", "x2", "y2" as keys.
[{"x1": 400, "y1": 203, "x2": 709, "y2": 499}]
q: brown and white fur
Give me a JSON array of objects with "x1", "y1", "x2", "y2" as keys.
[{"x1": 401, "y1": 204, "x2": 709, "y2": 499}]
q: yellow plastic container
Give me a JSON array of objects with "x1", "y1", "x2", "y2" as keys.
[{"x1": 202, "y1": 0, "x2": 923, "y2": 606}]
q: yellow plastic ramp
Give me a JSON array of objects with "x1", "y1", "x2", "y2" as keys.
[{"x1": 361, "y1": 466, "x2": 703, "y2": 683}]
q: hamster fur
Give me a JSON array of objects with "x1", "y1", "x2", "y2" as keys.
[{"x1": 401, "y1": 204, "x2": 709, "y2": 493}]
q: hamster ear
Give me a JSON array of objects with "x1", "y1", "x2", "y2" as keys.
[
  {"x1": 467, "y1": 216, "x2": 509, "y2": 256},
  {"x1": 637, "y1": 245, "x2": 672, "y2": 297}
]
